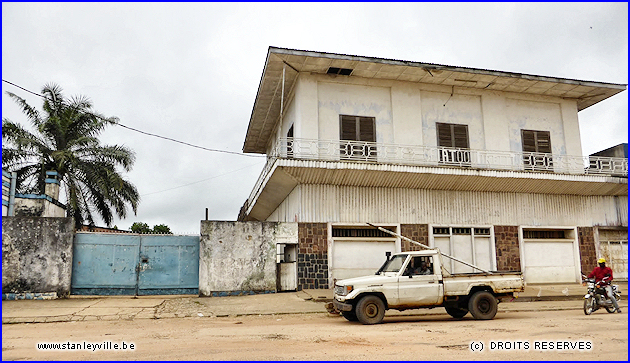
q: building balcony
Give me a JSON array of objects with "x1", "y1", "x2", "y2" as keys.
[
  {"x1": 239, "y1": 138, "x2": 628, "y2": 221},
  {"x1": 271, "y1": 138, "x2": 628, "y2": 177}
]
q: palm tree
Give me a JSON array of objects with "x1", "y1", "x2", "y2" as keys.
[{"x1": 2, "y1": 83, "x2": 139, "y2": 227}]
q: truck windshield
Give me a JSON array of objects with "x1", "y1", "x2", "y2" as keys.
[{"x1": 379, "y1": 254, "x2": 407, "y2": 274}]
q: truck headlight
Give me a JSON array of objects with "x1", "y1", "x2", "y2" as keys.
[{"x1": 335, "y1": 285, "x2": 353, "y2": 296}]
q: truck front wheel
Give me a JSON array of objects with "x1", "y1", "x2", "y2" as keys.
[
  {"x1": 355, "y1": 295, "x2": 386, "y2": 325},
  {"x1": 468, "y1": 291, "x2": 498, "y2": 320}
]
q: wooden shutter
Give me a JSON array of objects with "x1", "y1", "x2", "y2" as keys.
[
  {"x1": 522, "y1": 129, "x2": 553, "y2": 170},
  {"x1": 437, "y1": 123, "x2": 469, "y2": 148},
  {"x1": 437, "y1": 123, "x2": 453, "y2": 147},
  {"x1": 340, "y1": 115, "x2": 375, "y2": 142},
  {"x1": 340, "y1": 115, "x2": 357, "y2": 141},
  {"x1": 286, "y1": 125, "x2": 294, "y2": 158},
  {"x1": 522, "y1": 130, "x2": 537, "y2": 153},
  {"x1": 453, "y1": 125, "x2": 469, "y2": 149},
  {"x1": 536, "y1": 131, "x2": 551, "y2": 153},
  {"x1": 521, "y1": 130, "x2": 551, "y2": 153},
  {"x1": 359, "y1": 117, "x2": 375, "y2": 142}
]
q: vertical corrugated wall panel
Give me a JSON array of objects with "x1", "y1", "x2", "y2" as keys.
[{"x1": 293, "y1": 185, "x2": 627, "y2": 226}]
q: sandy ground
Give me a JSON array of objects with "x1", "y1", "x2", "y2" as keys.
[{"x1": 2, "y1": 307, "x2": 627, "y2": 360}]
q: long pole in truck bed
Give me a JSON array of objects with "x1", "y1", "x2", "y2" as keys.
[{"x1": 366, "y1": 222, "x2": 493, "y2": 274}]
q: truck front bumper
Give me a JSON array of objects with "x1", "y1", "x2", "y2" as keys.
[{"x1": 333, "y1": 299, "x2": 353, "y2": 312}]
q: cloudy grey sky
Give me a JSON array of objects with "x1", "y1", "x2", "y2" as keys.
[{"x1": 2, "y1": 2, "x2": 627, "y2": 233}]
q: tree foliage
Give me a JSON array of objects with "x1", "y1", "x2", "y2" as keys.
[
  {"x1": 130, "y1": 222, "x2": 172, "y2": 234},
  {"x1": 152, "y1": 224, "x2": 172, "y2": 234},
  {"x1": 130, "y1": 222, "x2": 151, "y2": 234},
  {"x1": 2, "y1": 84, "x2": 139, "y2": 226}
]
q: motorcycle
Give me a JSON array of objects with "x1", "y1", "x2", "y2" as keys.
[{"x1": 582, "y1": 274, "x2": 621, "y2": 315}]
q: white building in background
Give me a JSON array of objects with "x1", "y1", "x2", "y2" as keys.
[{"x1": 239, "y1": 47, "x2": 627, "y2": 289}]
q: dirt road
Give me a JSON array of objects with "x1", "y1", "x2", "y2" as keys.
[{"x1": 2, "y1": 306, "x2": 627, "y2": 360}]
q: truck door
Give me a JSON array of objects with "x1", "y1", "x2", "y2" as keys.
[{"x1": 397, "y1": 256, "x2": 442, "y2": 306}]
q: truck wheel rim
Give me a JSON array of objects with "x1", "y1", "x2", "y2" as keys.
[
  {"x1": 478, "y1": 299, "x2": 490, "y2": 313},
  {"x1": 366, "y1": 303, "x2": 378, "y2": 318}
]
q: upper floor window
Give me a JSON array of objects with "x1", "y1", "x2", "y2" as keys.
[
  {"x1": 521, "y1": 129, "x2": 553, "y2": 171},
  {"x1": 436, "y1": 122, "x2": 470, "y2": 165},
  {"x1": 339, "y1": 115, "x2": 376, "y2": 161},
  {"x1": 287, "y1": 125, "x2": 294, "y2": 158}
]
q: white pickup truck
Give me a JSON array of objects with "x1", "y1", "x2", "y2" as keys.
[{"x1": 333, "y1": 250, "x2": 524, "y2": 324}]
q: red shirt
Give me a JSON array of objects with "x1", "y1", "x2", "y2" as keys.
[{"x1": 588, "y1": 266, "x2": 613, "y2": 284}]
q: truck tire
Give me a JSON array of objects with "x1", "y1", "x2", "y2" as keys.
[
  {"x1": 468, "y1": 291, "x2": 498, "y2": 320},
  {"x1": 445, "y1": 307, "x2": 468, "y2": 319},
  {"x1": 355, "y1": 295, "x2": 386, "y2": 325},
  {"x1": 341, "y1": 310, "x2": 358, "y2": 321}
]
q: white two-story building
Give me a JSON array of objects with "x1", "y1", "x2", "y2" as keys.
[{"x1": 239, "y1": 47, "x2": 627, "y2": 290}]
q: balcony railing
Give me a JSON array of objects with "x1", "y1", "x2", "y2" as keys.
[
  {"x1": 244, "y1": 138, "x2": 628, "y2": 214},
  {"x1": 270, "y1": 138, "x2": 628, "y2": 176}
]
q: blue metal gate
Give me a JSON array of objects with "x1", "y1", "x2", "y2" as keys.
[{"x1": 71, "y1": 233, "x2": 199, "y2": 295}]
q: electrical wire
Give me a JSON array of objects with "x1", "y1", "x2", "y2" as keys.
[
  {"x1": 115, "y1": 123, "x2": 263, "y2": 157},
  {"x1": 2, "y1": 79, "x2": 264, "y2": 158},
  {"x1": 141, "y1": 161, "x2": 264, "y2": 197}
]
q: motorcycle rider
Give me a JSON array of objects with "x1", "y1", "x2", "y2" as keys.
[{"x1": 587, "y1": 258, "x2": 621, "y2": 313}]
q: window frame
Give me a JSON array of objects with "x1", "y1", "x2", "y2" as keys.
[
  {"x1": 436, "y1": 122, "x2": 471, "y2": 165},
  {"x1": 521, "y1": 129, "x2": 553, "y2": 171},
  {"x1": 339, "y1": 115, "x2": 377, "y2": 161}
]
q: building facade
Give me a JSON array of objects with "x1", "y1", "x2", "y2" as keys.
[{"x1": 239, "y1": 47, "x2": 628, "y2": 289}]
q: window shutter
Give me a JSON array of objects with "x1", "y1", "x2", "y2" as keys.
[
  {"x1": 359, "y1": 117, "x2": 375, "y2": 142},
  {"x1": 437, "y1": 123, "x2": 469, "y2": 149},
  {"x1": 340, "y1": 115, "x2": 375, "y2": 142},
  {"x1": 453, "y1": 125, "x2": 469, "y2": 149},
  {"x1": 522, "y1": 130, "x2": 551, "y2": 153},
  {"x1": 340, "y1": 115, "x2": 356, "y2": 141},
  {"x1": 536, "y1": 131, "x2": 551, "y2": 153},
  {"x1": 437, "y1": 123, "x2": 452, "y2": 147},
  {"x1": 522, "y1": 130, "x2": 537, "y2": 153}
]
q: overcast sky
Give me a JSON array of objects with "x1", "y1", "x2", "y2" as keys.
[{"x1": 2, "y1": 2, "x2": 627, "y2": 233}]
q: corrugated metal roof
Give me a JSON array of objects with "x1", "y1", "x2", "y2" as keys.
[
  {"x1": 243, "y1": 47, "x2": 627, "y2": 154},
  {"x1": 245, "y1": 159, "x2": 627, "y2": 221},
  {"x1": 278, "y1": 159, "x2": 627, "y2": 195}
]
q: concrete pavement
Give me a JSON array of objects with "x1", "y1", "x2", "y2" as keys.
[{"x1": 2, "y1": 283, "x2": 626, "y2": 324}]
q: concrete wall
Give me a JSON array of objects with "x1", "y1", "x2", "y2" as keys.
[
  {"x1": 14, "y1": 197, "x2": 66, "y2": 218},
  {"x1": 278, "y1": 73, "x2": 582, "y2": 156},
  {"x1": 199, "y1": 221, "x2": 297, "y2": 296},
  {"x1": 2, "y1": 217, "x2": 74, "y2": 297}
]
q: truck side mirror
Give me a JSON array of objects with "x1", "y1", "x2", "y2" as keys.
[{"x1": 385, "y1": 251, "x2": 391, "y2": 261}]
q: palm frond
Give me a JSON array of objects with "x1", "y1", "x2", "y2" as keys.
[{"x1": 5, "y1": 83, "x2": 139, "y2": 227}]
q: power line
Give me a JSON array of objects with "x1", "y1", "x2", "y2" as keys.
[
  {"x1": 115, "y1": 123, "x2": 263, "y2": 157},
  {"x1": 2, "y1": 79, "x2": 48, "y2": 98},
  {"x1": 2, "y1": 79, "x2": 264, "y2": 158},
  {"x1": 141, "y1": 161, "x2": 264, "y2": 197}
]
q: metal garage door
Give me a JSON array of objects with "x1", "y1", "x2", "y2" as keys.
[
  {"x1": 522, "y1": 229, "x2": 579, "y2": 284},
  {"x1": 432, "y1": 227, "x2": 495, "y2": 274},
  {"x1": 331, "y1": 239, "x2": 396, "y2": 280},
  {"x1": 599, "y1": 229, "x2": 628, "y2": 281}
]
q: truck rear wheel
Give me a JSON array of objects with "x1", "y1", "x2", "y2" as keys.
[
  {"x1": 468, "y1": 291, "x2": 498, "y2": 320},
  {"x1": 341, "y1": 310, "x2": 358, "y2": 321},
  {"x1": 445, "y1": 307, "x2": 468, "y2": 319},
  {"x1": 355, "y1": 295, "x2": 386, "y2": 325}
]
